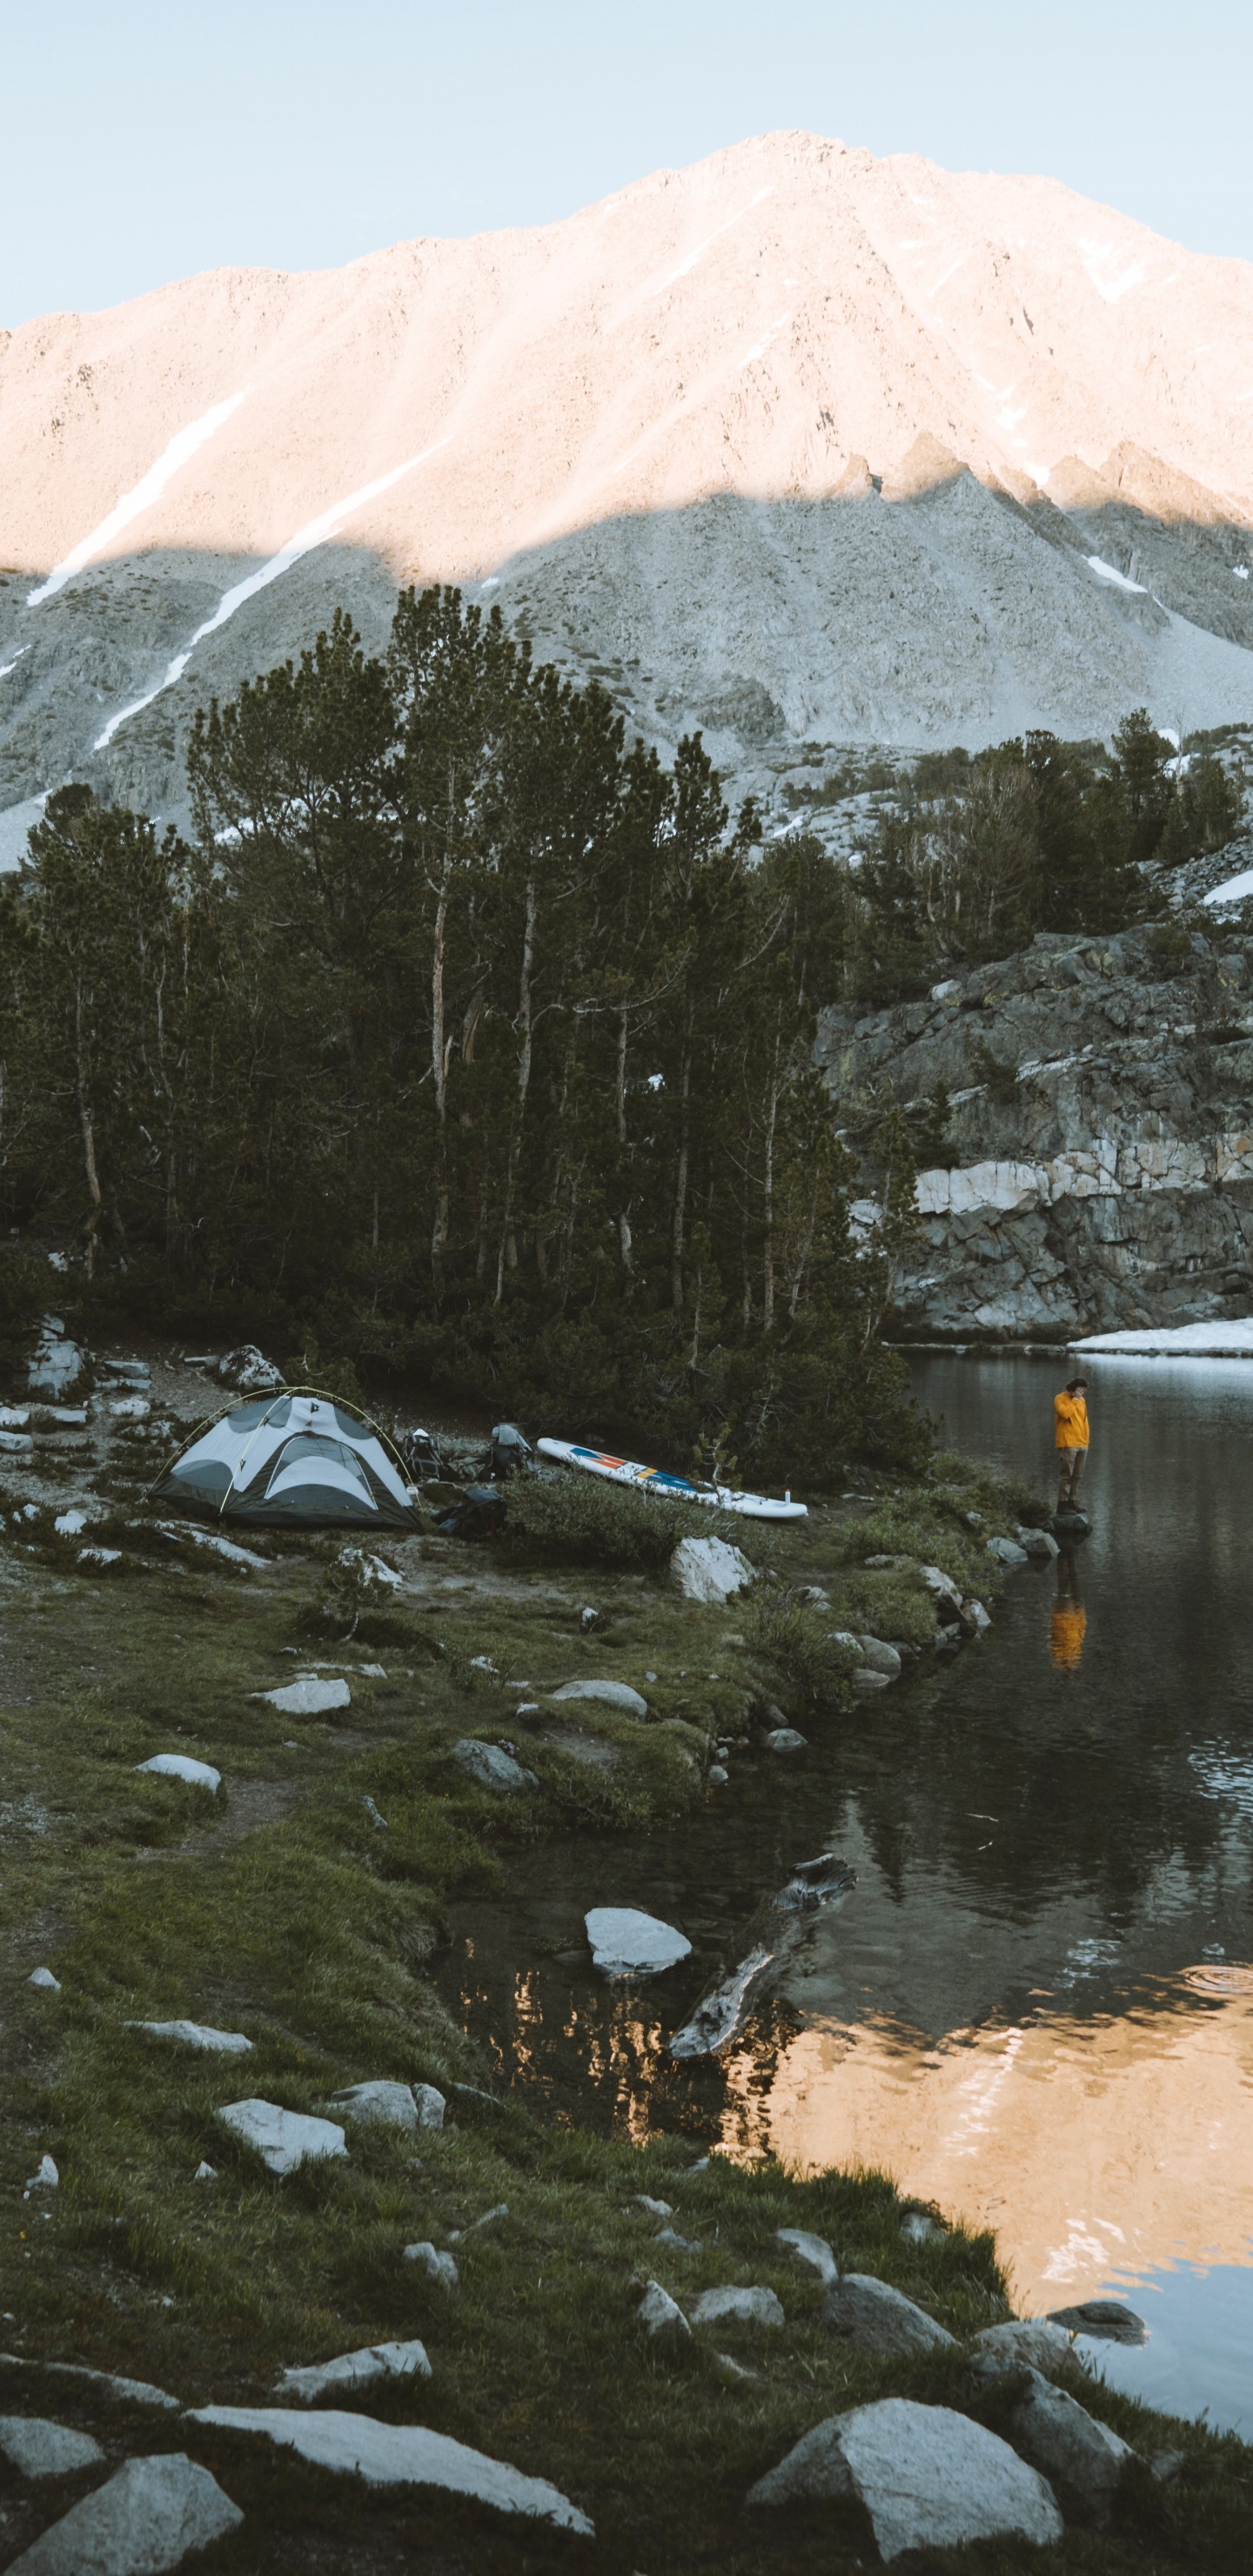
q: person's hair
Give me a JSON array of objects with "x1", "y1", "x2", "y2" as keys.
[{"x1": 1065, "y1": 1375, "x2": 1089, "y2": 1392}]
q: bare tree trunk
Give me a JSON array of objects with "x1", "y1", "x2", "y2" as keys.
[
  {"x1": 75, "y1": 984, "x2": 103, "y2": 1278},
  {"x1": 430, "y1": 862, "x2": 450, "y2": 1285},
  {"x1": 671, "y1": 996, "x2": 692, "y2": 1311},
  {"x1": 495, "y1": 877, "x2": 536, "y2": 1305}
]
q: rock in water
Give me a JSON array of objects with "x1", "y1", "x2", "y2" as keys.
[
  {"x1": 746, "y1": 2398, "x2": 1063, "y2": 2557},
  {"x1": 669, "y1": 1535, "x2": 754, "y2": 1602},
  {"x1": 217, "y1": 2099, "x2": 346, "y2": 2175},
  {"x1": 1007, "y1": 2367, "x2": 1135, "y2": 2526},
  {"x1": 690, "y1": 2286, "x2": 784, "y2": 2329},
  {"x1": 4, "y1": 2452, "x2": 242, "y2": 2572},
  {"x1": 771, "y1": 1854, "x2": 855, "y2": 1913},
  {"x1": 855, "y1": 1635, "x2": 902, "y2": 1677},
  {"x1": 274, "y1": 2339, "x2": 431, "y2": 2401},
  {"x1": 0, "y1": 2417, "x2": 104, "y2": 2476},
  {"x1": 668, "y1": 1944, "x2": 774, "y2": 2056},
  {"x1": 585, "y1": 1907, "x2": 692, "y2": 1976},
  {"x1": 185, "y1": 2408, "x2": 593, "y2": 2533},
  {"x1": 764, "y1": 1727, "x2": 807, "y2": 1752},
  {"x1": 452, "y1": 1740, "x2": 538, "y2": 1794},
  {"x1": 821, "y1": 2274, "x2": 957, "y2": 2356},
  {"x1": 1047, "y1": 2298, "x2": 1148, "y2": 2345},
  {"x1": 987, "y1": 1534, "x2": 1029, "y2": 1566},
  {"x1": 1017, "y1": 1525, "x2": 1061, "y2": 1559},
  {"x1": 551, "y1": 1679, "x2": 649, "y2": 1716}
]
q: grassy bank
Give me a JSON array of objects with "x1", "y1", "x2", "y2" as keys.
[{"x1": 1, "y1": 1385, "x2": 1249, "y2": 2570}]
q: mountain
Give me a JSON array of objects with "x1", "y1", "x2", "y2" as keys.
[{"x1": 2, "y1": 128, "x2": 1252, "y2": 855}]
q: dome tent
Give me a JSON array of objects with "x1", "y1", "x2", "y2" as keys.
[{"x1": 150, "y1": 1389, "x2": 421, "y2": 1528}]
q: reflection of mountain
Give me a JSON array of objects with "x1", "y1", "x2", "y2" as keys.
[
  {"x1": 3, "y1": 129, "x2": 1253, "y2": 839},
  {"x1": 723, "y1": 1974, "x2": 1253, "y2": 2311}
]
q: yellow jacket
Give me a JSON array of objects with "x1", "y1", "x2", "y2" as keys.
[{"x1": 1055, "y1": 1389, "x2": 1089, "y2": 1448}]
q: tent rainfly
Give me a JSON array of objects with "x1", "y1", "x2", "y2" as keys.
[{"x1": 150, "y1": 1390, "x2": 422, "y2": 1528}]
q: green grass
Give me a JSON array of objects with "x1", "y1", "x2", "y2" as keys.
[{"x1": 1, "y1": 1448, "x2": 1250, "y2": 2570}]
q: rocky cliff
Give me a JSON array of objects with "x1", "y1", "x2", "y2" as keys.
[{"x1": 818, "y1": 904, "x2": 1253, "y2": 1338}]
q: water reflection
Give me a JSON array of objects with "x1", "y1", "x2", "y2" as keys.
[{"x1": 442, "y1": 1353, "x2": 1253, "y2": 2431}]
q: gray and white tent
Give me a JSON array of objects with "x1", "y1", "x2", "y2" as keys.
[{"x1": 151, "y1": 1389, "x2": 421, "y2": 1528}]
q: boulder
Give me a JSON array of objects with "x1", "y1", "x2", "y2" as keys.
[
  {"x1": 852, "y1": 1667, "x2": 891, "y2": 1691},
  {"x1": 691, "y1": 2286, "x2": 784, "y2": 2330},
  {"x1": 134, "y1": 1754, "x2": 220, "y2": 1793},
  {"x1": 972, "y1": 2318, "x2": 1075, "y2": 2378},
  {"x1": 707, "y1": 1763, "x2": 729, "y2": 1785},
  {"x1": 32, "y1": 2364, "x2": 178, "y2": 2411},
  {"x1": 987, "y1": 1535, "x2": 1029, "y2": 1566},
  {"x1": 856, "y1": 1635, "x2": 902, "y2": 1678},
  {"x1": 28, "y1": 1326, "x2": 84, "y2": 1400},
  {"x1": 821, "y1": 2273, "x2": 956, "y2": 2357},
  {"x1": 0, "y1": 2417, "x2": 104, "y2": 2476},
  {"x1": 27, "y1": 1968, "x2": 60, "y2": 1991},
  {"x1": 551, "y1": 1679, "x2": 648, "y2": 1716},
  {"x1": 586, "y1": 1907, "x2": 692, "y2": 1977},
  {"x1": 966, "y1": 1599, "x2": 993, "y2": 1632},
  {"x1": 764, "y1": 1727, "x2": 807, "y2": 1752},
  {"x1": 637, "y1": 2280, "x2": 691, "y2": 2338},
  {"x1": 258, "y1": 1675, "x2": 350, "y2": 1717},
  {"x1": 452, "y1": 1739, "x2": 538, "y2": 1794},
  {"x1": 1016, "y1": 1525, "x2": 1061, "y2": 1559},
  {"x1": 404, "y1": 2242, "x2": 459, "y2": 2288},
  {"x1": 1007, "y1": 2367, "x2": 1135, "y2": 2526},
  {"x1": 5, "y1": 2452, "x2": 242, "y2": 2573},
  {"x1": 1047, "y1": 2298, "x2": 1147, "y2": 2345},
  {"x1": 772, "y1": 1855, "x2": 855, "y2": 1913},
  {"x1": 274, "y1": 2338, "x2": 431, "y2": 2401},
  {"x1": 128, "y1": 2020, "x2": 251, "y2": 2054},
  {"x1": 746, "y1": 2398, "x2": 1063, "y2": 2558},
  {"x1": 776, "y1": 2227, "x2": 838, "y2": 2285},
  {"x1": 920, "y1": 1564, "x2": 962, "y2": 1603},
  {"x1": 24, "y1": 2157, "x2": 58, "y2": 2194},
  {"x1": 219, "y1": 1345, "x2": 285, "y2": 1392},
  {"x1": 670, "y1": 1536, "x2": 754, "y2": 1604},
  {"x1": 412, "y1": 2083, "x2": 446, "y2": 2129},
  {"x1": 217, "y1": 2099, "x2": 346, "y2": 2176},
  {"x1": 325, "y1": 2080, "x2": 428, "y2": 2130},
  {"x1": 187, "y1": 2407, "x2": 593, "y2": 2532}
]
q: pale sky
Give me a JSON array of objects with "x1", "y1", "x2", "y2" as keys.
[{"x1": 4, "y1": 0, "x2": 1251, "y2": 326}]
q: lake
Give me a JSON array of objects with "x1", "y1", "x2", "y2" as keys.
[{"x1": 439, "y1": 1351, "x2": 1253, "y2": 2434}]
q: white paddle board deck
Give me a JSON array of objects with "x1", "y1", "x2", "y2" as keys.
[{"x1": 536, "y1": 1439, "x2": 807, "y2": 1520}]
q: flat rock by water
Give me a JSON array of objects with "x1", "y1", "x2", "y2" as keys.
[
  {"x1": 586, "y1": 1906, "x2": 692, "y2": 1977},
  {"x1": 1047, "y1": 2298, "x2": 1148, "y2": 2345},
  {"x1": 746, "y1": 2397, "x2": 1063, "y2": 2559},
  {"x1": 973, "y1": 2318, "x2": 1076, "y2": 2377},
  {"x1": 186, "y1": 2407, "x2": 593, "y2": 2533},
  {"x1": 1007, "y1": 2365, "x2": 1135, "y2": 2526},
  {"x1": 5, "y1": 2452, "x2": 242, "y2": 2573},
  {"x1": 821, "y1": 2273, "x2": 957, "y2": 2356}
]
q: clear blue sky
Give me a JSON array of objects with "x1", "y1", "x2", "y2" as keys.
[{"x1": 5, "y1": 1, "x2": 1250, "y2": 325}]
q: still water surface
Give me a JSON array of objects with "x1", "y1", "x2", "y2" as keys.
[{"x1": 441, "y1": 1354, "x2": 1253, "y2": 2433}]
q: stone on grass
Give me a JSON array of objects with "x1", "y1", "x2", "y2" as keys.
[
  {"x1": 135, "y1": 1754, "x2": 220, "y2": 1793},
  {"x1": 186, "y1": 2407, "x2": 593, "y2": 2533},
  {"x1": 551, "y1": 1679, "x2": 648, "y2": 1716},
  {"x1": 452, "y1": 1739, "x2": 538, "y2": 1794},
  {"x1": 707, "y1": 1763, "x2": 728, "y2": 1785},
  {"x1": 821, "y1": 2274, "x2": 955, "y2": 2357},
  {"x1": 129, "y1": 2020, "x2": 251, "y2": 2054},
  {"x1": 28, "y1": 1968, "x2": 60, "y2": 1991},
  {"x1": 585, "y1": 1907, "x2": 691, "y2": 1978},
  {"x1": 966, "y1": 1599, "x2": 993, "y2": 1633},
  {"x1": 856, "y1": 1636, "x2": 902, "y2": 1678},
  {"x1": 764, "y1": 1727, "x2": 807, "y2": 1752},
  {"x1": 193, "y1": 2163, "x2": 217, "y2": 2182},
  {"x1": 5, "y1": 2452, "x2": 242, "y2": 2573},
  {"x1": 217, "y1": 2099, "x2": 346, "y2": 2176},
  {"x1": 0, "y1": 1431, "x2": 34, "y2": 1455},
  {"x1": 852, "y1": 1667, "x2": 891, "y2": 1691},
  {"x1": 973, "y1": 2318, "x2": 1075, "y2": 2377},
  {"x1": 0, "y1": 2416, "x2": 104, "y2": 2476},
  {"x1": 326, "y1": 2080, "x2": 422, "y2": 2130},
  {"x1": 404, "y1": 2242, "x2": 459, "y2": 2288},
  {"x1": 13, "y1": 2364, "x2": 177, "y2": 2410},
  {"x1": 1047, "y1": 2298, "x2": 1147, "y2": 2345},
  {"x1": 777, "y1": 2227, "x2": 838, "y2": 2284},
  {"x1": 746, "y1": 2398, "x2": 1063, "y2": 2558},
  {"x1": 691, "y1": 2285, "x2": 784, "y2": 2331},
  {"x1": 920, "y1": 1564, "x2": 962, "y2": 1603},
  {"x1": 258, "y1": 1674, "x2": 350, "y2": 1717},
  {"x1": 986, "y1": 1534, "x2": 1029, "y2": 1566},
  {"x1": 635, "y1": 2195, "x2": 673, "y2": 2217},
  {"x1": 1007, "y1": 2366, "x2": 1135, "y2": 2526},
  {"x1": 637, "y1": 2280, "x2": 690, "y2": 2339},
  {"x1": 275, "y1": 2338, "x2": 431, "y2": 2402},
  {"x1": 52, "y1": 1511, "x2": 88, "y2": 1537},
  {"x1": 656, "y1": 2227, "x2": 701, "y2": 2251},
  {"x1": 413, "y1": 2083, "x2": 446, "y2": 2128},
  {"x1": 24, "y1": 2157, "x2": 57, "y2": 2194},
  {"x1": 670, "y1": 1535, "x2": 754, "y2": 1604}
]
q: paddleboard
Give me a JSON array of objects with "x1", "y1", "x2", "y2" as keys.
[{"x1": 536, "y1": 1438, "x2": 807, "y2": 1521}]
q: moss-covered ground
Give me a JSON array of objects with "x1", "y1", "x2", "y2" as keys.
[{"x1": 1, "y1": 1365, "x2": 1250, "y2": 2570}]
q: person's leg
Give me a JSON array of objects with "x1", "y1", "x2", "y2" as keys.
[
  {"x1": 1057, "y1": 1446, "x2": 1077, "y2": 1508},
  {"x1": 1069, "y1": 1446, "x2": 1088, "y2": 1503}
]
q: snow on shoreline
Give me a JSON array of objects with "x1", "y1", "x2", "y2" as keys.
[{"x1": 1070, "y1": 1318, "x2": 1253, "y2": 1357}]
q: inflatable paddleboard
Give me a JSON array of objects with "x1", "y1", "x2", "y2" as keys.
[{"x1": 536, "y1": 1438, "x2": 807, "y2": 1521}]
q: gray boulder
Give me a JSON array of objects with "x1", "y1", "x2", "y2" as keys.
[
  {"x1": 217, "y1": 2099, "x2": 346, "y2": 2176},
  {"x1": 821, "y1": 2273, "x2": 956, "y2": 2357},
  {"x1": 691, "y1": 2285, "x2": 784, "y2": 2330},
  {"x1": 128, "y1": 2019, "x2": 251, "y2": 2054},
  {"x1": 452, "y1": 1739, "x2": 538, "y2": 1794},
  {"x1": 764, "y1": 1727, "x2": 807, "y2": 1752},
  {"x1": 852, "y1": 1668, "x2": 892, "y2": 1691},
  {"x1": 637, "y1": 2279, "x2": 690, "y2": 2338},
  {"x1": 986, "y1": 1534, "x2": 1029, "y2": 1566},
  {"x1": 1016, "y1": 1525, "x2": 1061, "y2": 1559},
  {"x1": 134, "y1": 1754, "x2": 220, "y2": 1793},
  {"x1": 0, "y1": 2416, "x2": 104, "y2": 2476},
  {"x1": 586, "y1": 1906, "x2": 691, "y2": 1977},
  {"x1": 551, "y1": 1679, "x2": 648, "y2": 1716},
  {"x1": 776, "y1": 2227, "x2": 838, "y2": 2285},
  {"x1": 412, "y1": 2083, "x2": 446, "y2": 2129},
  {"x1": 746, "y1": 2398, "x2": 1063, "y2": 2558},
  {"x1": 404, "y1": 2242, "x2": 459, "y2": 2288},
  {"x1": 274, "y1": 2338, "x2": 431, "y2": 2402},
  {"x1": 1007, "y1": 2367, "x2": 1135, "y2": 2526},
  {"x1": 326, "y1": 2079, "x2": 423, "y2": 2130},
  {"x1": 670, "y1": 1535, "x2": 754, "y2": 1603},
  {"x1": 1047, "y1": 2298, "x2": 1147, "y2": 2345},
  {"x1": 185, "y1": 2405, "x2": 592, "y2": 2532},
  {"x1": 5, "y1": 2452, "x2": 242, "y2": 2573},
  {"x1": 973, "y1": 2318, "x2": 1075, "y2": 2377},
  {"x1": 856, "y1": 1635, "x2": 902, "y2": 1678}
]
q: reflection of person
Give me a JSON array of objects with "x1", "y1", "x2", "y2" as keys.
[
  {"x1": 1050, "y1": 1550, "x2": 1087, "y2": 1670},
  {"x1": 1054, "y1": 1374, "x2": 1090, "y2": 1515}
]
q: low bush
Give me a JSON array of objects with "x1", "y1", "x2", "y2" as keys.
[
  {"x1": 501, "y1": 1467, "x2": 739, "y2": 1570},
  {"x1": 741, "y1": 1591, "x2": 855, "y2": 1715}
]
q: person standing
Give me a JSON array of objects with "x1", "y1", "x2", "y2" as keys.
[{"x1": 1054, "y1": 1374, "x2": 1090, "y2": 1515}]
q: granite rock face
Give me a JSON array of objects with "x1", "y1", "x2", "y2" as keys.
[{"x1": 819, "y1": 919, "x2": 1253, "y2": 1337}]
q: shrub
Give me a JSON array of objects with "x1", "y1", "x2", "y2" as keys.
[
  {"x1": 502, "y1": 1467, "x2": 737, "y2": 1570},
  {"x1": 741, "y1": 1592, "x2": 855, "y2": 1714}
]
